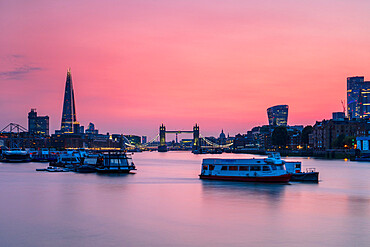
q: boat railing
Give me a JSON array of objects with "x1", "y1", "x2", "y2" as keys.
[{"x1": 306, "y1": 168, "x2": 316, "y2": 173}]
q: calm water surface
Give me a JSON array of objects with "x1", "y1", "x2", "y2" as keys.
[{"x1": 0, "y1": 152, "x2": 369, "y2": 247}]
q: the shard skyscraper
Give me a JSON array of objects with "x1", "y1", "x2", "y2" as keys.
[{"x1": 60, "y1": 68, "x2": 77, "y2": 133}]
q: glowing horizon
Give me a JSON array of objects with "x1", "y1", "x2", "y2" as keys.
[{"x1": 1, "y1": 0, "x2": 370, "y2": 138}]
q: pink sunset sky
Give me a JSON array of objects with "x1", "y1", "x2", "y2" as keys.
[{"x1": 1, "y1": 0, "x2": 370, "y2": 138}]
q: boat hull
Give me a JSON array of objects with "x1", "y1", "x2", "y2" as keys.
[
  {"x1": 199, "y1": 174, "x2": 291, "y2": 183},
  {"x1": 76, "y1": 166, "x2": 97, "y2": 173},
  {"x1": 96, "y1": 168, "x2": 135, "y2": 174},
  {"x1": 290, "y1": 172, "x2": 319, "y2": 182}
]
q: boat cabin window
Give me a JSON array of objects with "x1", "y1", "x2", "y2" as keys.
[
  {"x1": 110, "y1": 159, "x2": 120, "y2": 165},
  {"x1": 271, "y1": 165, "x2": 277, "y2": 170},
  {"x1": 257, "y1": 161, "x2": 261, "y2": 163},
  {"x1": 209, "y1": 165, "x2": 215, "y2": 171},
  {"x1": 221, "y1": 166, "x2": 228, "y2": 170},
  {"x1": 239, "y1": 166, "x2": 249, "y2": 171},
  {"x1": 250, "y1": 166, "x2": 261, "y2": 171},
  {"x1": 262, "y1": 166, "x2": 270, "y2": 171},
  {"x1": 229, "y1": 166, "x2": 238, "y2": 171},
  {"x1": 202, "y1": 165, "x2": 208, "y2": 170},
  {"x1": 295, "y1": 164, "x2": 301, "y2": 169},
  {"x1": 276, "y1": 165, "x2": 286, "y2": 170}
]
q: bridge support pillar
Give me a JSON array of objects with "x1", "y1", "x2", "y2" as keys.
[
  {"x1": 192, "y1": 123, "x2": 200, "y2": 152},
  {"x1": 158, "y1": 124, "x2": 167, "y2": 152}
]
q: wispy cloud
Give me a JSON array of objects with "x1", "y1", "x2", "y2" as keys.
[{"x1": 0, "y1": 65, "x2": 42, "y2": 80}]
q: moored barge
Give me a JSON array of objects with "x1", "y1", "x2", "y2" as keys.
[{"x1": 95, "y1": 151, "x2": 136, "y2": 173}]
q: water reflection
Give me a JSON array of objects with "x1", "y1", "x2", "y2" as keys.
[
  {"x1": 0, "y1": 152, "x2": 369, "y2": 247},
  {"x1": 201, "y1": 180, "x2": 287, "y2": 208}
]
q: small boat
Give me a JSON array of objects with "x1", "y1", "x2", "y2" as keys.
[
  {"x1": 45, "y1": 166, "x2": 69, "y2": 172},
  {"x1": 199, "y1": 153, "x2": 291, "y2": 183},
  {"x1": 36, "y1": 168, "x2": 47, "y2": 171},
  {"x1": 1, "y1": 148, "x2": 31, "y2": 163},
  {"x1": 353, "y1": 154, "x2": 370, "y2": 161},
  {"x1": 96, "y1": 151, "x2": 136, "y2": 173},
  {"x1": 285, "y1": 161, "x2": 319, "y2": 182}
]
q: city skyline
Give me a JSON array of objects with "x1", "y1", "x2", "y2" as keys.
[{"x1": 1, "y1": 1, "x2": 370, "y2": 137}]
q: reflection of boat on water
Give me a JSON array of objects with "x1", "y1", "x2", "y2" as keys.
[
  {"x1": 285, "y1": 161, "x2": 319, "y2": 182},
  {"x1": 1, "y1": 148, "x2": 31, "y2": 163},
  {"x1": 199, "y1": 153, "x2": 291, "y2": 183},
  {"x1": 96, "y1": 152, "x2": 136, "y2": 174},
  {"x1": 201, "y1": 180, "x2": 287, "y2": 199}
]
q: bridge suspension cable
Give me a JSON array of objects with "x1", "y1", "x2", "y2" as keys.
[
  {"x1": 199, "y1": 134, "x2": 233, "y2": 148},
  {"x1": 122, "y1": 134, "x2": 160, "y2": 148},
  {"x1": 139, "y1": 134, "x2": 159, "y2": 147}
]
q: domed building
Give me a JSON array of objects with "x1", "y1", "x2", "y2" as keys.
[{"x1": 219, "y1": 129, "x2": 226, "y2": 144}]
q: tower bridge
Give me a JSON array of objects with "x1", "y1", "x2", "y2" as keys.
[
  {"x1": 158, "y1": 124, "x2": 199, "y2": 152},
  {"x1": 121, "y1": 124, "x2": 233, "y2": 152}
]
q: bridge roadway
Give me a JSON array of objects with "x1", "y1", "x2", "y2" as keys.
[{"x1": 165, "y1": 130, "x2": 194, "y2": 134}]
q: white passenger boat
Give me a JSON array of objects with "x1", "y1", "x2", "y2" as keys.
[{"x1": 199, "y1": 153, "x2": 291, "y2": 183}]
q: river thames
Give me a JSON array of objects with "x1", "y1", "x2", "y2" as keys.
[{"x1": 0, "y1": 152, "x2": 369, "y2": 247}]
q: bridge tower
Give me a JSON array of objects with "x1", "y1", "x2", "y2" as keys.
[
  {"x1": 158, "y1": 124, "x2": 167, "y2": 152},
  {"x1": 192, "y1": 123, "x2": 200, "y2": 151}
]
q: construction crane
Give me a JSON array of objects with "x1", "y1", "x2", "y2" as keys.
[{"x1": 341, "y1": 100, "x2": 346, "y2": 114}]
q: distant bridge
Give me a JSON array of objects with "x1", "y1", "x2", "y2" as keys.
[{"x1": 121, "y1": 124, "x2": 233, "y2": 152}]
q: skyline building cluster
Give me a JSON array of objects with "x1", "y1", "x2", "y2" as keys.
[
  {"x1": 347, "y1": 76, "x2": 370, "y2": 120},
  {"x1": 2, "y1": 68, "x2": 370, "y2": 155}
]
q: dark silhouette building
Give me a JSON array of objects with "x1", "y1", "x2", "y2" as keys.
[
  {"x1": 309, "y1": 118, "x2": 366, "y2": 150},
  {"x1": 267, "y1": 105, "x2": 288, "y2": 126},
  {"x1": 60, "y1": 68, "x2": 77, "y2": 133},
  {"x1": 86, "y1": 122, "x2": 98, "y2": 135},
  {"x1": 28, "y1": 109, "x2": 49, "y2": 136}
]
